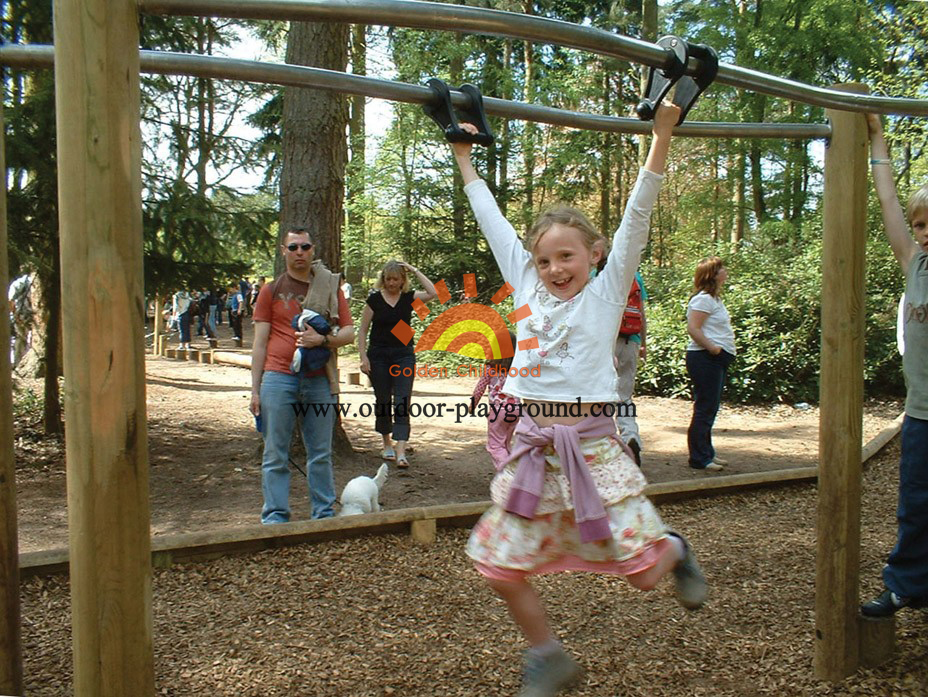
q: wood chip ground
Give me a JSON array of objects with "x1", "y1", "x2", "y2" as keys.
[{"x1": 20, "y1": 439, "x2": 928, "y2": 696}]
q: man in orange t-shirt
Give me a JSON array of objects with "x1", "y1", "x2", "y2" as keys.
[{"x1": 249, "y1": 227, "x2": 355, "y2": 522}]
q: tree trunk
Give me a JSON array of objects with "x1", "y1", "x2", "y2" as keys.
[
  {"x1": 638, "y1": 0, "x2": 657, "y2": 167},
  {"x1": 42, "y1": 252, "x2": 62, "y2": 435},
  {"x1": 711, "y1": 144, "x2": 720, "y2": 242},
  {"x1": 280, "y1": 22, "x2": 349, "y2": 271},
  {"x1": 521, "y1": 0, "x2": 536, "y2": 233},
  {"x1": 748, "y1": 93, "x2": 768, "y2": 226},
  {"x1": 481, "y1": 40, "x2": 499, "y2": 195},
  {"x1": 346, "y1": 24, "x2": 367, "y2": 285},
  {"x1": 450, "y1": 53, "x2": 467, "y2": 249},
  {"x1": 599, "y1": 65, "x2": 612, "y2": 234},
  {"x1": 731, "y1": 144, "x2": 745, "y2": 245},
  {"x1": 280, "y1": 21, "x2": 352, "y2": 458},
  {"x1": 750, "y1": 141, "x2": 768, "y2": 225},
  {"x1": 499, "y1": 39, "x2": 512, "y2": 216}
]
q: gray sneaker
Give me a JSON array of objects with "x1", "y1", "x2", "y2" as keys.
[
  {"x1": 519, "y1": 647, "x2": 582, "y2": 697},
  {"x1": 671, "y1": 533, "x2": 708, "y2": 610}
]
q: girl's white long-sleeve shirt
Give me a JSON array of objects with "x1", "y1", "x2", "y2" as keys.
[{"x1": 463, "y1": 169, "x2": 663, "y2": 403}]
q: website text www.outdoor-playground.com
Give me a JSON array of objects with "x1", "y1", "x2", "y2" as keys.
[{"x1": 291, "y1": 399, "x2": 637, "y2": 424}]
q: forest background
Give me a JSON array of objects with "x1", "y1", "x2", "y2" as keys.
[{"x1": 4, "y1": 0, "x2": 927, "y2": 435}]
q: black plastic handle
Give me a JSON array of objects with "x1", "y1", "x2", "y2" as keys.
[
  {"x1": 422, "y1": 78, "x2": 495, "y2": 147},
  {"x1": 636, "y1": 36, "x2": 719, "y2": 125}
]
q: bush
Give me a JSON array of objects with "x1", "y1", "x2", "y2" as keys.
[{"x1": 637, "y1": 216, "x2": 905, "y2": 405}]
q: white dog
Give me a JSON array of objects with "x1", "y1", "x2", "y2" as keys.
[{"x1": 338, "y1": 463, "x2": 389, "y2": 516}]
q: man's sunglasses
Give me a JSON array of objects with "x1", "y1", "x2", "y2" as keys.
[{"x1": 286, "y1": 243, "x2": 313, "y2": 251}]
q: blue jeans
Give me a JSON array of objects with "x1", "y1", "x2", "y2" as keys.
[
  {"x1": 259, "y1": 370, "x2": 337, "y2": 523},
  {"x1": 686, "y1": 348, "x2": 734, "y2": 468},
  {"x1": 178, "y1": 310, "x2": 191, "y2": 344},
  {"x1": 883, "y1": 415, "x2": 928, "y2": 599},
  {"x1": 368, "y1": 346, "x2": 415, "y2": 442}
]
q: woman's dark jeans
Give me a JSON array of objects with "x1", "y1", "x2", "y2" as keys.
[
  {"x1": 178, "y1": 310, "x2": 192, "y2": 344},
  {"x1": 686, "y1": 348, "x2": 734, "y2": 468},
  {"x1": 368, "y1": 346, "x2": 415, "y2": 442}
]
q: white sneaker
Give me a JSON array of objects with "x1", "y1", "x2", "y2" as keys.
[{"x1": 705, "y1": 461, "x2": 724, "y2": 471}]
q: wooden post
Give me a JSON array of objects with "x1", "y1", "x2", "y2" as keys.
[
  {"x1": 152, "y1": 293, "x2": 163, "y2": 355},
  {"x1": 815, "y1": 84, "x2": 869, "y2": 681},
  {"x1": 858, "y1": 615, "x2": 895, "y2": 668},
  {"x1": 53, "y1": 0, "x2": 154, "y2": 695},
  {"x1": 0, "y1": 100, "x2": 24, "y2": 697},
  {"x1": 410, "y1": 519, "x2": 437, "y2": 545}
]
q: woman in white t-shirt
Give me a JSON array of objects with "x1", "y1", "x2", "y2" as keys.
[{"x1": 685, "y1": 256, "x2": 736, "y2": 471}]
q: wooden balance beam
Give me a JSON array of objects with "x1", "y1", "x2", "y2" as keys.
[{"x1": 19, "y1": 414, "x2": 902, "y2": 579}]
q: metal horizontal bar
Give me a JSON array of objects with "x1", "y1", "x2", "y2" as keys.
[
  {"x1": 0, "y1": 45, "x2": 831, "y2": 139},
  {"x1": 137, "y1": 0, "x2": 928, "y2": 117}
]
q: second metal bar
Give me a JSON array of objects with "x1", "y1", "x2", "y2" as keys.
[{"x1": 0, "y1": 45, "x2": 832, "y2": 140}]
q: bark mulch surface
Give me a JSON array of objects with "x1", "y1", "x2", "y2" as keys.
[{"x1": 21, "y1": 438, "x2": 928, "y2": 696}]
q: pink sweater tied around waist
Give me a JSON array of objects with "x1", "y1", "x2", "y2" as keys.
[{"x1": 504, "y1": 413, "x2": 617, "y2": 543}]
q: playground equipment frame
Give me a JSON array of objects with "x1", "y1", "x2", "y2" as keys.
[{"x1": 1, "y1": 0, "x2": 926, "y2": 693}]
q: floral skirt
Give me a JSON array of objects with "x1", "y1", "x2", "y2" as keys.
[{"x1": 466, "y1": 495, "x2": 671, "y2": 581}]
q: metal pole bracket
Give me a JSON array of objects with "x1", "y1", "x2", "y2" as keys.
[
  {"x1": 423, "y1": 78, "x2": 495, "y2": 146},
  {"x1": 636, "y1": 36, "x2": 718, "y2": 125}
]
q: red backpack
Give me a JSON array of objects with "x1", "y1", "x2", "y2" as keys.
[{"x1": 619, "y1": 276, "x2": 642, "y2": 336}]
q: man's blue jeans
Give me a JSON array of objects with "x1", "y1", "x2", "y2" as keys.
[
  {"x1": 883, "y1": 414, "x2": 928, "y2": 599},
  {"x1": 259, "y1": 370, "x2": 337, "y2": 523},
  {"x1": 207, "y1": 304, "x2": 217, "y2": 334},
  {"x1": 685, "y1": 348, "x2": 734, "y2": 468}
]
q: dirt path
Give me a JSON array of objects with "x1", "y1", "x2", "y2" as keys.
[{"x1": 14, "y1": 320, "x2": 903, "y2": 553}]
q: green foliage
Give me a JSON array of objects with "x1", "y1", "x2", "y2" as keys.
[
  {"x1": 12, "y1": 383, "x2": 43, "y2": 431},
  {"x1": 142, "y1": 180, "x2": 277, "y2": 295},
  {"x1": 638, "y1": 200, "x2": 909, "y2": 404},
  {"x1": 862, "y1": 203, "x2": 907, "y2": 395},
  {"x1": 639, "y1": 243, "x2": 826, "y2": 404},
  {"x1": 139, "y1": 17, "x2": 280, "y2": 295}
]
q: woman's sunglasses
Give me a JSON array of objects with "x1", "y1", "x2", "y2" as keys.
[{"x1": 286, "y1": 243, "x2": 313, "y2": 251}]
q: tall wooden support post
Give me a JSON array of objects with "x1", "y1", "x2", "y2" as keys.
[
  {"x1": 53, "y1": 0, "x2": 154, "y2": 695},
  {"x1": 0, "y1": 102, "x2": 24, "y2": 696},
  {"x1": 153, "y1": 293, "x2": 163, "y2": 355},
  {"x1": 815, "y1": 84, "x2": 869, "y2": 681}
]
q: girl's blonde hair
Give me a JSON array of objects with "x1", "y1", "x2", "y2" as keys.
[
  {"x1": 692, "y1": 256, "x2": 725, "y2": 298},
  {"x1": 374, "y1": 260, "x2": 410, "y2": 292},
  {"x1": 907, "y1": 184, "x2": 928, "y2": 225},
  {"x1": 527, "y1": 206, "x2": 600, "y2": 256}
]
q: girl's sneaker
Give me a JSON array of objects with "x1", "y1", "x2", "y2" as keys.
[
  {"x1": 519, "y1": 647, "x2": 582, "y2": 697},
  {"x1": 670, "y1": 533, "x2": 708, "y2": 610}
]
